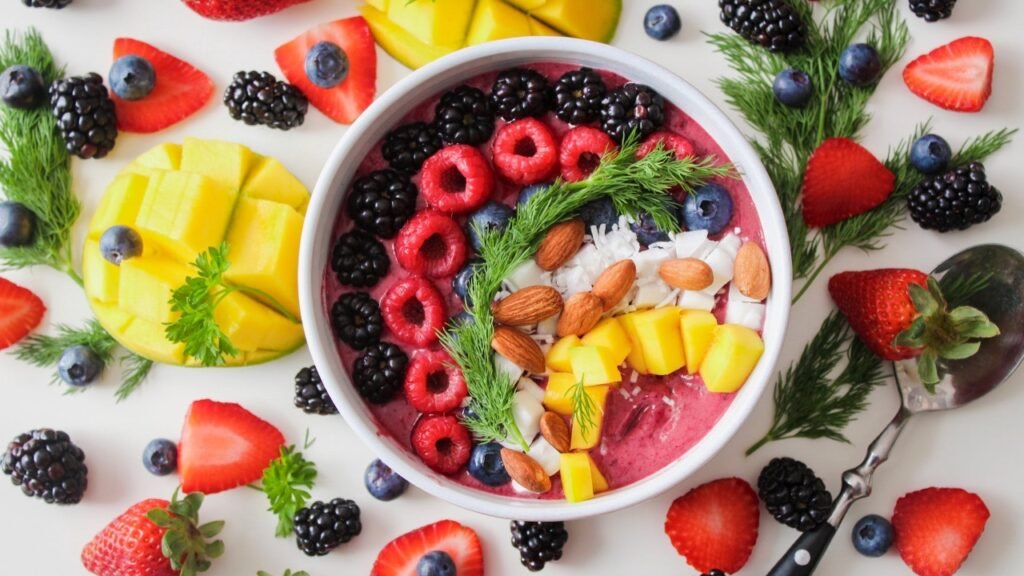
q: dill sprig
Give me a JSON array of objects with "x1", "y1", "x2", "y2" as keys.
[
  {"x1": 569, "y1": 375, "x2": 597, "y2": 439},
  {"x1": 258, "y1": 432, "x2": 317, "y2": 538},
  {"x1": 116, "y1": 353, "x2": 154, "y2": 402}
]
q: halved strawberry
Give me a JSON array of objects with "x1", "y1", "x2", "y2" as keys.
[
  {"x1": 904, "y1": 37, "x2": 994, "y2": 113},
  {"x1": 372, "y1": 520, "x2": 484, "y2": 576},
  {"x1": 893, "y1": 487, "x2": 990, "y2": 576},
  {"x1": 181, "y1": 0, "x2": 309, "y2": 21},
  {"x1": 275, "y1": 17, "x2": 377, "y2": 124},
  {"x1": 111, "y1": 38, "x2": 213, "y2": 133},
  {"x1": 177, "y1": 399, "x2": 284, "y2": 494},
  {"x1": 0, "y1": 277, "x2": 46, "y2": 350},
  {"x1": 664, "y1": 477, "x2": 759, "y2": 574},
  {"x1": 802, "y1": 137, "x2": 895, "y2": 228}
]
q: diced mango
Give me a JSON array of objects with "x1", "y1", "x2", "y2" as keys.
[
  {"x1": 581, "y1": 317, "x2": 632, "y2": 366},
  {"x1": 543, "y1": 372, "x2": 576, "y2": 416},
  {"x1": 387, "y1": 0, "x2": 475, "y2": 46},
  {"x1": 118, "y1": 256, "x2": 190, "y2": 324},
  {"x1": 242, "y1": 156, "x2": 310, "y2": 213},
  {"x1": 466, "y1": 0, "x2": 534, "y2": 45},
  {"x1": 531, "y1": 0, "x2": 622, "y2": 42},
  {"x1": 588, "y1": 454, "x2": 609, "y2": 493},
  {"x1": 529, "y1": 16, "x2": 564, "y2": 36},
  {"x1": 214, "y1": 291, "x2": 305, "y2": 352},
  {"x1": 135, "y1": 171, "x2": 237, "y2": 263},
  {"x1": 506, "y1": 0, "x2": 546, "y2": 9},
  {"x1": 88, "y1": 173, "x2": 149, "y2": 240},
  {"x1": 700, "y1": 324, "x2": 765, "y2": 393},
  {"x1": 134, "y1": 143, "x2": 181, "y2": 170},
  {"x1": 179, "y1": 138, "x2": 254, "y2": 191},
  {"x1": 120, "y1": 317, "x2": 186, "y2": 365},
  {"x1": 546, "y1": 335, "x2": 581, "y2": 373},
  {"x1": 92, "y1": 301, "x2": 134, "y2": 334},
  {"x1": 365, "y1": 0, "x2": 387, "y2": 9},
  {"x1": 616, "y1": 312, "x2": 649, "y2": 375},
  {"x1": 560, "y1": 452, "x2": 594, "y2": 503},
  {"x1": 570, "y1": 346, "x2": 621, "y2": 386},
  {"x1": 631, "y1": 307, "x2": 685, "y2": 376},
  {"x1": 82, "y1": 240, "x2": 120, "y2": 304},
  {"x1": 680, "y1": 310, "x2": 718, "y2": 374},
  {"x1": 570, "y1": 385, "x2": 609, "y2": 450},
  {"x1": 360, "y1": 5, "x2": 459, "y2": 70}
]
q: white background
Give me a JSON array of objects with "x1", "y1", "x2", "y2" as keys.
[{"x1": 1, "y1": 1, "x2": 1021, "y2": 574}]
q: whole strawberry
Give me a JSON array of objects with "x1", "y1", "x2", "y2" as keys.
[{"x1": 180, "y1": 0, "x2": 308, "y2": 21}]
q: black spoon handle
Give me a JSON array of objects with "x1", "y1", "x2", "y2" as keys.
[{"x1": 766, "y1": 523, "x2": 836, "y2": 576}]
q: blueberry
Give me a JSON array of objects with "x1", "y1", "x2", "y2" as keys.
[
  {"x1": 1, "y1": 65, "x2": 46, "y2": 109},
  {"x1": 630, "y1": 209, "x2": 679, "y2": 246},
  {"x1": 466, "y1": 201, "x2": 514, "y2": 252},
  {"x1": 416, "y1": 550, "x2": 456, "y2": 576},
  {"x1": 578, "y1": 197, "x2": 619, "y2": 231},
  {"x1": 142, "y1": 438, "x2": 177, "y2": 476},
  {"x1": 0, "y1": 201, "x2": 36, "y2": 247},
  {"x1": 99, "y1": 225, "x2": 143, "y2": 265},
  {"x1": 305, "y1": 41, "x2": 349, "y2": 89},
  {"x1": 910, "y1": 133, "x2": 952, "y2": 175},
  {"x1": 517, "y1": 182, "x2": 551, "y2": 207},
  {"x1": 773, "y1": 67, "x2": 813, "y2": 107},
  {"x1": 448, "y1": 311, "x2": 474, "y2": 331},
  {"x1": 852, "y1": 514, "x2": 895, "y2": 557},
  {"x1": 467, "y1": 442, "x2": 510, "y2": 486},
  {"x1": 108, "y1": 55, "x2": 156, "y2": 101},
  {"x1": 364, "y1": 458, "x2": 409, "y2": 501},
  {"x1": 452, "y1": 258, "x2": 483, "y2": 307},
  {"x1": 683, "y1": 183, "x2": 734, "y2": 235},
  {"x1": 644, "y1": 5, "x2": 681, "y2": 41},
  {"x1": 839, "y1": 43, "x2": 882, "y2": 87},
  {"x1": 57, "y1": 345, "x2": 103, "y2": 387}
]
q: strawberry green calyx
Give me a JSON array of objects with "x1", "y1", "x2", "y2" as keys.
[{"x1": 146, "y1": 489, "x2": 225, "y2": 576}]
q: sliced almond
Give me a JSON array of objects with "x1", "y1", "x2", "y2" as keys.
[
  {"x1": 491, "y1": 326, "x2": 546, "y2": 374},
  {"x1": 659, "y1": 258, "x2": 714, "y2": 291},
  {"x1": 592, "y1": 259, "x2": 637, "y2": 311},
  {"x1": 539, "y1": 412, "x2": 571, "y2": 453},
  {"x1": 500, "y1": 448, "x2": 552, "y2": 493},
  {"x1": 556, "y1": 292, "x2": 604, "y2": 337},
  {"x1": 734, "y1": 241, "x2": 771, "y2": 301},
  {"x1": 535, "y1": 219, "x2": 585, "y2": 271},
  {"x1": 492, "y1": 285, "x2": 564, "y2": 326}
]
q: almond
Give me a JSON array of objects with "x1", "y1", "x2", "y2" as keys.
[
  {"x1": 500, "y1": 448, "x2": 552, "y2": 493},
  {"x1": 556, "y1": 292, "x2": 604, "y2": 337},
  {"x1": 539, "y1": 412, "x2": 571, "y2": 453},
  {"x1": 491, "y1": 326, "x2": 546, "y2": 374},
  {"x1": 734, "y1": 241, "x2": 771, "y2": 301},
  {"x1": 492, "y1": 285, "x2": 564, "y2": 326},
  {"x1": 592, "y1": 259, "x2": 637, "y2": 311},
  {"x1": 535, "y1": 219, "x2": 585, "y2": 271},
  {"x1": 659, "y1": 258, "x2": 714, "y2": 291}
]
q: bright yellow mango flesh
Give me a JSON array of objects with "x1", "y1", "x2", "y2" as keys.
[
  {"x1": 570, "y1": 346, "x2": 621, "y2": 387},
  {"x1": 465, "y1": 0, "x2": 533, "y2": 46},
  {"x1": 631, "y1": 307, "x2": 686, "y2": 376},
  {"x1": 616, "y1": 311, "x2": 649, "y2": 374},
  {"x1": 581, "y1": 317, "x2": 632, "y2": 366},
  {"x1": 387, "y1": 0, "x2": 475, "y2": 47},
  {"x1": 700, "y1": 325, "x2": 765, "y2": 393},
  {"x1": 546, "y1": 335, "x2": 581, "y2": 373},
  {"x1": 680, "y1": 310, "x2": 718, "y2": 374},
  {"x1": 569, "y1": 384, "x2": 608, "y2": 450},
  {"x1": 542, "y1": 372, "x2": 576, "y2": 416},
  {"x1": 360, "y1": 5, "x2": 459, "y2": 70},
  {"x1": 560, "y1": 452, "x2": 594, "y2": 503}
]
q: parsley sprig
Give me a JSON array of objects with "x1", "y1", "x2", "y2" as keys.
[{"x1": 256, "y1": 432, "x2": 318, "y2": 538}]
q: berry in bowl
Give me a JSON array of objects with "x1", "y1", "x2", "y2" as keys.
[{"x1": 300, "y1": 38, "x2": 791, "y2": 520}]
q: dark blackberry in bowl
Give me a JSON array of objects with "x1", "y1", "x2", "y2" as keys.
[
  {"x1": 346, "y1": 169, "x2": 418, "y2": 239},
  {"x1": 352, "y1": 341, "x2": 408, "y2": 404},
  {"x1": 490, "y1": 68, "x2": 550, "y2": 121},
  {"x1": 381, "y1": 121, "x2": 442, "y2": 175},
  {"x1": 552, "y1": 67, "x2": 607, "y2": 125},
  {"x1": 435, "y1": 85, "x2": 494, "y2": 146},
  {"x1": 331, "y1": 230, "x2": 390, "y2": 288},
  {"x1": 599, "y1": 83, "x2": 665, "y2": 142},
  {"x1": 331, "y1": 292, "x2": 383, "y2": 351}
]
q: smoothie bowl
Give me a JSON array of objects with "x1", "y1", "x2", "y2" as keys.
[{"x1": 300, "y1": 38, "x2": 791, "y2": 521}]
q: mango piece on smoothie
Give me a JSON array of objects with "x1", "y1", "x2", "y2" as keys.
[
  {"x1": 570, "y1": 346, "x2": 621, "y2": 386},
  {"x1": 543, "y1": 372, "x2": 576, "y2": 416},
  {"x1": 616, "y1": 311, "x2": 649, "y2": 374},
  {"x1": 581, "y1": 317, "x2": 632, "y2": 366},
  {"x1": 465, "y1": 0, "x2": 533, "y2": 46},
  {"x1": 546, "y1": 334, "x2": 581, "y2": 373},
  {"x1": 588, "y1": 454, "x2": 609, "y2": 493},
  {"x1": 680, "y1": 310, "x2": 718, "y2": 374},
  {"x1": 632, "y1": 307, "x2": 685, "y2": 376},
  {"x1": 560, "y1": 452, "x2": 594, "y2": 503},
  {"x1": 700, "y1": 324, "x2": 764, "y2": 393},
  {"x1": 570, "y1": 384, "x2": 609, "y2": 450}
]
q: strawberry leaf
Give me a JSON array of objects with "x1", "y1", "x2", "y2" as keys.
[
  {"x1": 909, "y1": 282, "x2": 938, "y2": 316},
  {"x1": 917, "y1": 350, "x2": 940, "y2": 390},
  {"x1": 941, "y1": 342, "x2": 981, "y2": 360}
]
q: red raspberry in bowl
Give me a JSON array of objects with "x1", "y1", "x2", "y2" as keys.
[
  {"x1": 420, "y1": 145, "x2": 494, "y2": 213},
  {"x1": 381, "y1": 276, "x2": 448, "y2": 347},
  {"x1": 395, "y1": 209, "x2": 469, "y2": 278},
  {"x1": 559, "y1": 126, "x2": 617, "y2": 182},
  {"x1": 411, "y1": 414, "x2": 473, "y2": 475},
  {"x1": 491, "y1": 118, "x2": 559, "y2": 186},
  {"x1": 638, "y1": 130, "x2": 695, "y2": 160},
  {"x1": 404, "y1": 349, "x2": 468, "y2": 413}
]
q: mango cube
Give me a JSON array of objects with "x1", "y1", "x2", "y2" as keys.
[
  {"x1": 214, "y1": 291, "x2": 305, "y2": 353},
  {"x1": 120, "y1": 317, "x2": 186, "y2": 365},
  {"x1": 92, "y1": 301, "x2": 134, "y2": 334},
  {"x1": 505, "y1": 0, "x2": 546, "y2": 9},
  {"x1": 179, "y1": 138, "x2": 254, "y2": 191},
  {"x1": 581, "y1": 317, "x2": 632, "y2": 366},
  {"x1": 616, "y1": 312, "x2": 649, "y2": 374},
  {"x1": 360, "y1": 5, "x2": 459, "y2": 69},
  {"x1": 546, "y1": 335, "x2": 581, "y2": 373},
  {"x1": 88, "y1": 173, "x2": 149, "y2": 240},
  {"x1": 82, "y1": 240, "x2": 120, "y2": 304},
  {"x1": 531, "y1": 0, "x2": 622, "y2": 42},
  {"x1": 543, "y1": 373, "x2": 576, "y2": 416},
  {"x1": 529, "y1": 17, "x2": 564, "y2": 36},
  {"x1": 135, "y1": 171, "x2": 236, "y2": 263},
  {"x1": 560, "y1": 452, "x2": 594, "y2": 503},
  {"x1": 570, "y1": 385, "x2": 609, "y2": 450},
  {"x1": 466, "y1": 0, "x2": 533, "y2": 45},
  {"x1": 588, "y1": 454, "x2": 609, "y2": 493},
  {"x1": 680, "y1": 310, "x2": 718, "y2": 374},
  {"x1": 700, "y1": 325, "x2": 765, "y2": 393},
  {"x1": 118, "y1": 256, "x2": 190, "y2": 324},
  {"x1": 387, "y1": 0, "x2": 474, "y2": 46},
  {"x1": 134, "y1": 143, "x2": 181, "y2": 171},
  {"x1": 242, "y1": 157, "x2": 310, "y2": 213},
  {"x1": 632, "y1": 307, "x2": 686, "y2": 376},
  {"x1": 570, "y1": 346, "x2": 621, "y2": 387}
]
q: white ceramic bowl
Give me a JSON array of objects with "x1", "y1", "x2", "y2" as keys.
[{"x1": 300, "y1": 37, "x2": 792, "y2": 521}]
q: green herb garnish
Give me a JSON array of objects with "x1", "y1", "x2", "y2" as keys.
[
  {"x1": 569, "y1": 375, "x2": 598, "y2": 440},
  {"x1": 257, "y1": 432, "x2": 317, "y2": 538},
  {"x1": 258, "y1": 571, "x2": 309, "y2": 576},
  {"x1": 147, "y1": 488, "x2": 225, "y2": 576}
]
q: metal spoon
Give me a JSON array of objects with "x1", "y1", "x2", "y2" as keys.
[{"x1": 767, "y1": 244, "x2": 1024, "y2": 576}]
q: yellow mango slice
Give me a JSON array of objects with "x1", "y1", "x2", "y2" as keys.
[
  {"x1": 560, "y1": 452, "x2": 594, "y2": 503},
  {"x1": 506, "y1": 0, "x2": 547, "y2": 10},
  {"x1": 88, "y1": 173, "x2": 149, "y2": 240},
  {"x1": 82, "y1": 240, "x2": 120, "y2": 304},
  {"x1": 92, "y1": 301, "x2": 134, "y2": 334},
  {"x1": 570, "y1": 346, "x2": 621, "y2": 387},
  {"x1": 529, "y1": 16, "x2": 564, "y2": 36},
  {"x1": 118, "y1": 256, "x2": 190, "y2": 324},
  {"x1": 531, "y1": 0, "x2": 622, "y2": 42},
  {"x1": 466, "y1": 0, "x2": 534, "y2": 45},
  {"x1": 632, "y1": 307, "x2": 685, "y2": 376},
  {"x1": 135, "y1": 143, "x2": 181, "y2": 170},
  {"x1": 120, "y1": 317, "x2": 186, "y2": 365},
  {"x1": 570, "y1": 385, "x2": 609, "y2": 450},
  {"x1": 179, "y1": 137, "x2": 254, "y2": 191},
  {"x1": 546, "y1": 334, "x2": 581, "y2": 373},
  {"x1": 588, "y1": 454, "x2": 609, "y2": 493},
  {"x1": 214, "y1": 291, "x2": 305, "y2": 353},
  {"x1": 387, "y1": 0, "x2": 475, "y2": 46},
  {"x1": 543, "y1": 372, "x2": 576, "y2": 416},
  {"x1": 360, "y1": 5, "x2": 459, "y2": 70},
  {"x1": 581, "y1": 317, "x2": 632, "y2": 366},
  {"x1": 365, "y1": 0, "x2": 387, "y2": 9},
  {"x1": 242, "y1": 156, "x2": 310, "y2": 213},
  {"x1": 616, "y1": 311, "x2": 649, "y2": 374},
  {"x1": 135, "y1": 171, "x2": 236, "y2": 263},
  {"x1": 680, "y1": 310, "x2": 718, "y2": 374},
  {"x1": 700, "y1": 325, "x2": 765, "y2": 393}
]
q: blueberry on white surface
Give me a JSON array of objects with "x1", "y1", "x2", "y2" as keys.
[
  {"x1": 364, "y1": 458, "x2": 409, "y2": 501},
  {"x1": 644, "y1": 5, "x2": 682, "y2": 41},
  {"x1": 57, "y1": 345, "x2": 103, "y2": 387},
  {"x1": 852, "y1": 514, "x2": 895, "y2": 557},
  {"x1": 910, "y1": 133, "x2": 952, "y2": 175},
  {"x1": 142, "y1": 439, "x2": 177, "y2": 476}
]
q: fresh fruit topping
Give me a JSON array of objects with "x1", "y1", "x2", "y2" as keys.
[
  {"x1": 773, "y1": 67, "x2": 813, "y2": 107},
  {"x1": 492, "y1": 285, "x2": 564, "y2": 326},
  {"x1": 560, "y1": 451, "x2": 597, "y2": 501},
  {"x1": 664, "y1": 477, "x2": 759, "y2": 573},
  {"x1": 275, "y1": 17, "x2": 377, "y2": 124},
  {"x1": 758, "y1": 457, "x2": 833, "y2": 532},
  {"x1": 466, "y1": 201, "x2": 515, "y2": 253},
  {"x1": 294, "y1": 365, "x2": 338, "y2": 415},
  {"x1": 49, "y1": 73, "x2": 118, "y2": 159},
  {"x1": 892, "y1": 487, "x2": 989, "y2": 576},
  {"x1": 411, "y1": 414, "x2": 472, "y2": 475},
  {"x1": 395, "y1": 209, "x2": 470, "y2": 278},
  {"x1": 557, "y1": 292, "x2": 604, "y2": 337},
  {"x1": 435, "y1": 85, "x2": 495, "y2": 146},
  {"x1": 500, "y1": 448, "x2": 552, "y2": 493},
  {"x1": 347, "y1": 169, "x2": 419, "y2": 239},
  {"x1": 181, "y1": 0, "x2": 308, "y2": 21},
  {"x1": 852, "y1": 514, "x2": 895, "y2": 557},
  {"x1": 700, "y1": 324, "x2": 765, "y2": 393},
  {"x1": 491, "y1": 325, "x2": 546, "y2": 374},
  {"x1": 801, "y1": 137, "x2": 895, "y2": 227},
  {"x1": 908, "y1": 162, "x2": 1001, "y2": 232},
  {"x1": 2, "y1": 428, "x2": 87, "y2": 504},
  {"x1": 0, "y1": 277, "x2": 46, "y2": 350},
  {"x1": 492, "y1": 118, "x2": 559, "y2": 186},
  {"x1": 0, "y1": 201, "x2": 36, "y2": 247},
  {"x1": 600, "y1": 83, "x2": 665, "y2": 142},
  {"x1": 1, "y1": 64, "x2": 45, "y2": 109},
  {"x1": 108, "y1": 55, "x2": 155, "y2": 101},
  {"x1": 404, "y1": 348, "x2": 468, "y2": 413},
  {"x1": 645, "y1": 4, "x2": 681, "y2": 40},
  {"x1": 578, "y1": 196, "x2": 619, "y2": 230},
  {"x1": 331, "y1": 291, "x2": 383, "y2": 350},
  {"x1": 223, "y1": 70, "x2": 308, "y2": 131},
  {"x1": 142, "y1": 439, "x2": 178, "y2": 477},
  {"x1": 535, "y1": 218, "x2": 585, "y2": 271},
  {"x1": 679, "y1": 310, "x2": 718, "y2": 374},
  {"x1": 719, "y1": 0, "x2": 806, "y2": 52},
  {"x1": 452, "y1": 258, "x2": 482, "y2": 306},
  {"x1": 58, "y1": 344, "x2": 103, "y2": 386},
  {"x1": 490, "y1": 67, "x2": 550, "y2": 121},
  {"x1": 570, "y1": 343, "x2": 622, "y2": 386},
  {"x1": 734, "y1": 241, "x2": 772, "y2": 301},
  {"x1": 293, "y1": 498, "x2": 362, "y2": 557},
  {"x1": 331, "y1": 230, "x2": 390, "y2": 288},
  {"x1": 353, "y1": 341, "x2": 409, "y2": 404},
  {"x1": 559, "y1": 126, "x2": 616, "y2": 182},
  {"x1": 305, "y1": 41, "x2": 348, "y2": 89},
  {"x1": 365, "y1": 458, "x2": 409, "y2": 501},
  {"x1": 683, "y1": 182, "x2": 734, "y2": 235},
  {"x1": 383, "y1": 122, "x2": 442, "y2": 175},
  {"x1": 661, "y1": 258, "x2": 714, "y2": 291},
  {"x1": 624, "y1": 307, "x2": 684, "y2": 374},
  {"x1": 510, "y1": 521, "x2": 569, "y2": 571},
  {"x1": 552, "y1": 67, "x2": 607, "y2": 125},
  {"x1": 910, "y1": 0, "x2": 957, "y2": 22},
  {"x1": 177, "y1": 399, "x2": 285, "y2": 494},
  {"x1": 417, "y1": 551, "x2": 456, "y2": 576},
  {"x1": 421, "y1": 145, "x2": 495, "y2": 214},
  {"x1": 631, "y1": 210, "x2": 676, "y2": 246},
  {"x1": 903, "y1": 36, "x2": 994, "y2": 113},
  {"x1": 637, "y1": 131, "x2": 695, "y2": 160},
  {"x1": 592, "y1": 260, "x2": 637, "y2": 310},
  {"x1": 371, "y1": 520, "x2": 484, "y2": 576},
  {"x1": 839, "y1": 43, "x2": 882, "y2": 86},
  {"x1": 910, "y1": 133, "x2": 953, "y2": 175},
  {"x1": 99, "y1": 225, "x2": 143, "y2": 265},
  {"x1": 467, "y1": 442, "x2": 511, "y2": 486}
]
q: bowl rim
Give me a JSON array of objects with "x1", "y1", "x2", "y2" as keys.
[{"x1": 299, "y1": 37, "x2": 792, "y2": 521}]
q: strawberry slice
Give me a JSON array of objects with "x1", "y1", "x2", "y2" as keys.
[
  {"x1": 904, "y1": 37, "x2": 994, "y2": 113},
  {"x1": 275, "y1": 17, "x2": 377, "y2": 124},
  {"x1": 177, "y1": 399, "x2": 284, "y2": 494},
  {"x1": 802, "y1": 137, "x2": 895, "y2": 228},
  {"x1": 893, "y1": 487, "x2": 990, "y2": 576},
  {"x1": 0, "y1": 277, "x2": 46, "y2": 350},
  {"x1": 372, "y1": 520, "x2": 484, "y2": 576},
  {"x1": 111, "y1": 38, "x2": 213, "y2": 133},
  {"x1": 664, "y1": 477, "x2": 759, "y2": 573}
]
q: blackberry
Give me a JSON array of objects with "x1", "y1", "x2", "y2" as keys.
[
  {"x1": 552, "y1": 67, "x2": 607, "y2": 125},
  {"x1": 382, "y1": 122, "x2": 441, "y2": 175},
  {"x1": 719, "y1": 0, "x2": 807, "y2": 52},
  {"x1": 352, "y1": 341, "x2": 407, "y2": 404},
  {"x1": 49, "y1": 74, "x2": 118, "y2": 159},
  {"x1": 599, "y1": 83, "x2": 665, "y2": 142},
  {"x1": 908, "y1": 162, "x2": 1002, "y2": 232},
  {"x1": 293, "y1": 498, "x2": 362, "y2": 557},
  {"x1": 331, "y1": 292, "x2": 383, "y2": 350},
  {"x1": 758, "y1": 457, "x2": 833, "y2": 532},
  {"x1": 294, "y1": 366, "x2": 337, "y2": 415},
  {"x1": 331, "y1": 230, "x2": 390, "y2": 288},
  {"x1": 909, "y1": 0, "x2": 957, "y2": 22},
  {"x1": 490, "y1": 68, "x2": 550, "y2": 121},
  {"x1": 2, "y1": 429, "x2": 87, "y2": 505},
  {"x1": 223, "y1": 71, "x2": 308, "y2": 131},
  {"x1": 510, "y1": 520, "x2": 569, "y2": 572},
  {"x1": 346, "y1": 169, "x2": 418, "y2": 239},
  {"x1": 434, "y1": 85, "x2": 494, "y2": 146},
  {"x1": 23, "y1": 0, "x2": 72, "y2": 7}
]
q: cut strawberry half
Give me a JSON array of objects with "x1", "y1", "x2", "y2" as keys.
[
  {"x1": 664, "y1": 477, "x2": 759, "y2": 573},
  {"x1": 404, "y1": 349, "x2": 468, "y2": 414},
  {"x1": 0, "y1": 277, "x2": 46, "y2": 350},
  {"x1": 111, "y1": 38, "x2": 213, "y2": 133},
  {"x1": 410, "y1": 414, "x2": 472, "y2": 475},
  {"x1": 904, "y1": 36, "x2": 994, "y2": 113},
  {"x1": 893, "y1": 487, "x2": 990, "y2": 576},
  {"x1": 372, "y1": 520, "x2": 484, "y2": 576},
  {"x1": 802, "y1": 137, "x2": 895, "y2": 228},
  {"x1": 381, "y1": 276, "x2": 448, "y2": 347},
  {"x1": 181, "y1": 0, "x2": 309, "y2": 21},
  {"x1": 177, "y1": 399, "x2": 285, "y2": 494},
  {"x1": 275, "y1": 16, "x2": 377, "y2": 124}
]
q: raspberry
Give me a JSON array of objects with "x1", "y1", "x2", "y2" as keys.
[
  {"x1": 381, "y1": 276, "x2": 448, "y2": 347},
  {"x1": 411, "y1": 414, "x2": 472, "y2": 475},
  {"x1": 404, "y1": 349, "x2": 468, "y2": 413},
  {"x1": 637, "y1": 131, "x2": 695, "y2": 160},
  {"x1": 559, "y1": 126, "x2": 617, "y2": 183},
  {"x1": 395, "y1": 209, "x2": 469, "y2": 278},
  {"x1": 420, "y1": 145, "x2": 494, "y2": 214},
  {"x1": 491, "y1": 118, "x2": 559, "y2": 186}
]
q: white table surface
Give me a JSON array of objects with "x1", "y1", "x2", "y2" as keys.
[{"x1": 1, "y1": 1, "x2": 1021, "y2": 574}]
